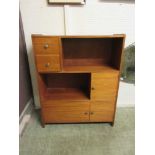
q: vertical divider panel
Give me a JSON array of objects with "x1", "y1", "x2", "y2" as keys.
[{"x1": 58, "y1": 37, "x2": 63, "y2": 72}]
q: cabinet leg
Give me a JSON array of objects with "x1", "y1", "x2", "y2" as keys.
[
  {"x1": 40, "y1": 109, "x2": 45, "y2": 128},
  {"x1": 41, "y1": 115, "x2": 45, "y2": 128},
  {"x1": 41, "y1": 121, "x2": 45, "y2": 128},
  {"x1": 111, "y1": 122, "x2": 114, "y2": 127}
]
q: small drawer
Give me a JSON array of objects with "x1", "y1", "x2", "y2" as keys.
[
  {"x1": 32, "y1": 37, "x2": 59, "y2": 44},
  {"x1": 32, "y1": 37, "x2": 60, "y2": 55},
  {"x1": 36, "y1": 55, "x2": 61, "y2": 72},
  {"x1": 33, "y1": 44, "x2": 60, "y2": 55}
]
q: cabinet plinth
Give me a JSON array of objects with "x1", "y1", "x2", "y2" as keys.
[{"x1": 32, "y1": 34, "x2": 125, "y2": 127}]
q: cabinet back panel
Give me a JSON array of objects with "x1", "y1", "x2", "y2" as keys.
[
  {"x1": 63, "y1": 58, "x2": 107, "y2": 66},
  {"x1": 42, "y1": 73, "x2": 90, "y2": 89},
  {"x1": 62, "y1": 38, "x2": 113, "y2": 64}
]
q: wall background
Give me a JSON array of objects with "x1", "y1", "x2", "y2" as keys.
[
  {"x1": 19, "y1": 11, "x2": 33, "y2": 115},
  {"x1": 20, "y1": 0, "x2": 135, "y2": 108}
]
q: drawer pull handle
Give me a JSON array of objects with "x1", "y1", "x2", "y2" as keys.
[
  {"x1": 44, "y1": 44, "x2": 49, "y2": 49},
  {"x1": 84, "y1": 112, "x2": 88, "y2": 115},
  {"x1": 45, "y1": 63, "x2": 50, "y2": 67},
  {"x1": 91, "y1": 87, "x2": 95, "y2": 90},
  {"x1": 90, "y1": 112, "x2": 94, "y2": 115}
]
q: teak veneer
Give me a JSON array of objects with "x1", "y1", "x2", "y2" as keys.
[{"x1": 32, "y1": 34, "x2": 125, "y2": 127}]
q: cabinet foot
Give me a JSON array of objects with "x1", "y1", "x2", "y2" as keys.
[
  {"x1": 111, "y1": 122, "x2": 114, "y2": 126},
  {"x1": 41, "y1": 122, "x2": 45, "y2": 128},
  {"x1": 40, "y1": 110, "x2": 45, "y2": 128}
]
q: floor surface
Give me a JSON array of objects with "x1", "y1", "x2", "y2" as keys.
[{"x1": 20, "y1": 108, "x2": 135, "y2": 155}]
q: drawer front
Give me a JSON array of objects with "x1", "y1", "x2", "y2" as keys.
[
  {"x1": 90, "y1": 101, "x2": 115, "y2": 122},
  {"x1": 91, "y1": 73, "x2": 119, "y2": 101},
  {"x1": 36, "y1": 55, "x2": 60, "y2": 72},
  {"x1": 33, "y1": 44, "x2": 60, "y2": 55},
  {"x1": 32, "y1": 37, "x2": 59, "y2": 44},
  {"x1": 42, "y1": 101, "x2": 90, "y2": 123},
  {"x1": 32, "y1": 37, "x2": 60, "y2": 55}
]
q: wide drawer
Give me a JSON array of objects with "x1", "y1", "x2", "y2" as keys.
[
  {"x1": 42, "y1": 101, "x2": 90, "y2": 123},
  {"x1": 36, "y1": 55, "x2": 61, "y2": 72},
  {"x1": 90, "y1": 101, "x2": 115, "y2": 122}
]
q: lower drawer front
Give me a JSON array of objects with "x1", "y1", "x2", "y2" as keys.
[
  {"x1": 36, "y1": 55, "x2": 60, "y2": 72},
  {"x1": 90, "y1": 101, "x2": 115, "y2": 122},
  {"x1": 42, "y1": 101, "x2": 89, "y2": 123}
]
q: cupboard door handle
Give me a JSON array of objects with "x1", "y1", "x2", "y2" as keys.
[
  {"x1": 84, "y1": 112, "x2": 88, "y2": 115},
  {"x1": 90, "y1": 112, "x2": 94, "y2": 115},
  {"x1": 44, "y1": 44, "x2": 49, "y2": 49},
  {"x1": 91, "y1": 87, "x2": 95, "y2": 90},
  {"x1": 45, "y1": 63, "x2": 50, "y2": 67}
]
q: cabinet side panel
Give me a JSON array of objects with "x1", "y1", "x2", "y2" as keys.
[
  {"x1": 111, "y1": 37, "x2": 125, "y2": 70},
  {"x1": 112, "y1": 36, "x2": 126, "y2": 125}
]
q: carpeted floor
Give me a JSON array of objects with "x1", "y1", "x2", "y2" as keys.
[{"x1": 20, "y1": 108, "x2": 135, "y2": 155}]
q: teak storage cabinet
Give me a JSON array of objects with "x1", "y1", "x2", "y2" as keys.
[{"x1": 32, "y1": 34, "x2": 125, "y2": 127}]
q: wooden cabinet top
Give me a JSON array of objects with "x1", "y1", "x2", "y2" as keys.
[{"x1": 31, "y1": 34, "x2": 126, "y2": 39}]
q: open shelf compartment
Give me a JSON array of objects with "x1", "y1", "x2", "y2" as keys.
[
  {"x1": 61, "y1": 37, "x2": 124, "y2": 71},
  {"x1": 40, "y1": 73, "x2": 91, "y2": 100}
]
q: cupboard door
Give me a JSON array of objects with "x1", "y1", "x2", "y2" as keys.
[
  {"x1": 42, "y1": 101, "x2": 90, "y2": 123},
  {"x1": 90, "y1": 101, "x2": 115, "y2": 122},
  {"x1": 36, "y1": 55, "x2": 61, "y2": 72},
  {"x1": 91, "y1": 72, "x2": 119, "y2": 101}
]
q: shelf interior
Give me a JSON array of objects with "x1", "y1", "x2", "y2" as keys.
[
  {"x1": 62, "y1": 37, "x2": 124, "y2": 70},
  {"x1": 63, "y1": 64, "x2": 119, "y2": 73},
  {"x1": 45, "y1": 88, "x2": 89, "y2": 100},
  {"x1": 40, "y1": 73, "x2": 91, "y2": 100}
]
